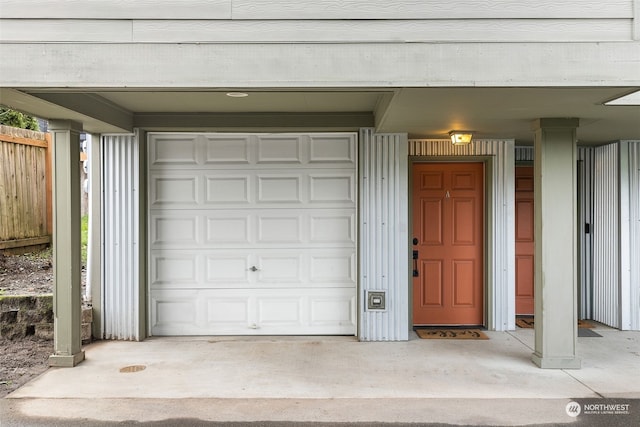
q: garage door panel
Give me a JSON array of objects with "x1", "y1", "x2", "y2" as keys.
[
  {"x1": 149, "y1": 132, "x2": 357, "y2": 336},
  {"x1": 152, "y1": 249, "x2": 357, "y2": 290},
  {"x1": 257, "y1": 297, "x2": 303, "y2": 327},
  {"x1": 207, "y1": 215, "x2": 251, "y2": 244},
  {"x1": 149, "y1": 133, "x2": 356, "y2": 170},
  {"x1": 207, "y1": 297, "x2": 251, "y2": 324},
  {"x1": 310, "y1": 212, "x2": 355, "y2": 244},
  {"x1": 257, "y1": 174, "x2": 303, "y2": 203},
  {"x1": 151, "y1": 253, "x2": 199, "y2": 287},
  {"x1": 151, "y1": 288, "x2": 356, "y2": 335},
  {"x1": 204, "y1": 135, "x2": 251, "y2": 165},
  {"x1": 310, "y1": 252, "x2": 356, "y2": 284},
  {"x1": 216, "y1": 210, "x2": 354, "y2": 248},
  {"x1": 206, "y1": 175, "x2": 251, "y2": 204},
  {"x1": 309, "y1": 173, "x2": 355, "y2": 204},
  {"x1": 257, "y1": 135, "x2": 304, "y2": 164},
  {"x1": 150, "y1": 214, "x2": 200, "y2": 247},
  {"x1": 151, "y1": 169, "x2": 355, "y2": 209},
  {"x1": 149, "y1": 134, "x2": 200, "y2": 166},
  {"x1": 257, "y1": 255, "x2": 303, "y2": 283},
  {"x1": 206, "y1": 256, "x2": 251, "y2": 284},
  {"x1": 310, "y1": 295, "x2": 356, "y2": 327},
  {"x1": 309, "y1": 135, "x2": 356, "y2": 164},
  {"x1": 151, "y1": 210, "x2": 354, "y2": 249},
  {"x1": 257, "y1": 215, "x2": 303, "y2": 243},
  {"x1": 150, "y1": 174, "x2": 199, "y2": 206},
  {"x1": 151, "y1": 291, "x2": 199, "y2": 335}
]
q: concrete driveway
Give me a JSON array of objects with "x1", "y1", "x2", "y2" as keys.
[{"x1": 2, "y1": 327, "x2": 640, "y2": 426}]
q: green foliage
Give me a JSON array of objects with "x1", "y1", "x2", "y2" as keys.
[
  {"x1": 81, "y1": 215, "x2": 89, "y2": 265},
  {"x1": 0, "y1": 107, "x2": 40, "y2": 131}
]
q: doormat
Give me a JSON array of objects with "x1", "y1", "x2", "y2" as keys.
[
  {"x1": 415, "y1": 329, "x2": 489, "y2": 340},
  {"x1": 516, "y1": 317, "x2": 595, "y2": 329},
  {"x1": 578, "y1": 328, "x2": 602, "y2": 338}
]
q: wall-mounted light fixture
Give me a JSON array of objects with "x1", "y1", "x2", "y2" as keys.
[{"x1": 449, "y1": 131, "x2": 474, "y2": 145}]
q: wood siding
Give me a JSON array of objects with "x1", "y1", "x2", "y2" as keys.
[
  {"x1": 1, "y1": 1, "x2": 638, "y2": 89},
  {"x1": 0, "y1": 1, "x2": 632, "y2": 19},
  {"x1": 0, "y1": 127, "x2": 51, "y2": 249},
  {"x1": 0, "y1": 19, "x2": 632, "y2": 43},
  {"x1": 0, "y1": 1, "x2": 637, "y2": 43},
  {"x1": 3, "y1": 43, "x2": 639, "y2": 88}
]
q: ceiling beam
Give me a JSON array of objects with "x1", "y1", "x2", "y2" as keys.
[
  {"x1": 134, "y1": 112, "x2": 374, "y2": 131},
  {"x1": 26, "y1": 92, "x2": 133, "y2": 133}
]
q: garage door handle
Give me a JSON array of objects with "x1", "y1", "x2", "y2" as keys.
[{"x1": 249, "y1": 266, "x2": 260, "y2": 272}]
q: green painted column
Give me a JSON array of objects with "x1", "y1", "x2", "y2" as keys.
[
  {"x1": 48, "y1": 120, "x2": 85, "y2": 367},
  {"x1": 531, "y1": 118, "x2": 581, "y2": 369}
]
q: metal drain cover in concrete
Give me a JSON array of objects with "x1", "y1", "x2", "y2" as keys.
[{"x1": 119, "y1": 365, "x2": 146, "y2": 373}]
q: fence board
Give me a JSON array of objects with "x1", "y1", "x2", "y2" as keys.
[{"x1": 0, "y1": 127, "x2": 50, "y2": 249}]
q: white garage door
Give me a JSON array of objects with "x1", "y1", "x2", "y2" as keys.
[{"x1": 148, "y1": 133, "x2": 357, "y2": 335}]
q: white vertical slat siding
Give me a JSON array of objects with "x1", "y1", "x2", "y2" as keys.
[
  {"x1": 619, "y1": 141, "x2": 632, "y2": 330},
  {"x1": 593, "y1": 143, "x2": 620, "y2": 328},
  {"x1": 359, "y1": 129, "x2": 409, "y2": 341},
  {"x1": 577, "y1": 147, "x2": 595, "y2": 319},
  {"x1": 102, "y1": 133, "x2": 140, "y2": 340},
  {"x1": 515, "y1": 146, "x2": 534, "y2": 162},
  {"x1": 628, "y1": 141, "x2": 640, "y2": 330},
  {"x1": 408, "y1": 139, "x2": 515, "y2": 331}
]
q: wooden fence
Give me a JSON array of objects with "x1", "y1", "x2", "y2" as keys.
[{"x1": 0, "y1": 125, "x2": 52, "y2": 251}]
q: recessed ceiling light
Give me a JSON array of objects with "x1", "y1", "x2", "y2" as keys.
[{"x1": 226, "y1": 92, "x2": 249, "y2": 98}]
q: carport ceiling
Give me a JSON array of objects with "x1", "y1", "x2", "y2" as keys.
[{"x1": 8, "y1": 87, "x2": 640, "y2": 144}]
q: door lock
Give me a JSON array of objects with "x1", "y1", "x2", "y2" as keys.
[{"x1": 249, "y1": 266, "x2": 260, "y2": 272}]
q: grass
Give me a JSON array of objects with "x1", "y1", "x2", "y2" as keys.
[
  {"x1": 0, "y1": 215, "x2": 89, "y2": 266},
  {"x1": 81, "y1": 215, "x2": 88, "y2": 266}
]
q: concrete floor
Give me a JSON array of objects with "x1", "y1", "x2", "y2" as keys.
[{"x1": 2, "y1": 327, "x2": 640, "y2": 426}]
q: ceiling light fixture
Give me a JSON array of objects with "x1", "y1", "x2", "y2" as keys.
[
  {"x1": 226, "y1": 92, "x2": 249, "y2": 98},
  {"x1": 449, "y1": 131, "x2": 474, "y2": 145}
]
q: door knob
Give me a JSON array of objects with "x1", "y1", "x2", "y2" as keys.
[{"x1": 249, "y1": 266, "x2": 260, "y2": 272}]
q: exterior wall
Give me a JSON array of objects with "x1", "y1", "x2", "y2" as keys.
[
  {"x1": 408, "y1": 139, "x2": 515, "y2": 331},
  {"x1": 2, "y1": 1, "x2": 639, "y2": 89},
  {"x1": 96, "y1": 132, "x2": 640, "y2": 339},
  {"x1": 592, "y1": 141, "x2": 640, "y2": 330},
  {"x1": 577, "y1": 147, "x2": 595, "y2": 320},
  {"x1": 100, "y1": 129, "x2": 411, "y2": 341},
  {"x1": 519, "y1": 143, "x2": 637, "y2": 328},
  {"x1": 519, "y1": 145, "x2": 596, "y2": 319},
  {"x1": 515, "y1": 146, "x2": 535, "y2": 163},
  {"x1": 629, "y1": 141, "x2": 640, "y2": 330},
  {"x1": 1, "y1": 1, "x2": 635, "y2": 43},
  {"x1": 359, "y1": 129, "x2": 409, "y2": 341},
  {"x1": 593, "y1": 144, "x2": 620, "y2": 328},
  {"x1": 101, "y1": 132, "x2": 145, "y2": 340}
]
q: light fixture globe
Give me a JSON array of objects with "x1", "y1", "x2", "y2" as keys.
[{"x1": 449, "y1": 131, "x2": 474, "y2": 145}]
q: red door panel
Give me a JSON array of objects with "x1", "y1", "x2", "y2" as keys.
[
  {"x1": 412, "y1": 162, "x2": 484, "y2": 326},
  {"x1": 515, "y1": 166, "x2": 535, "y2": 315}
]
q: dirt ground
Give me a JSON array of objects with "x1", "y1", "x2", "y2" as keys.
[{"x1": 0, "y1": 250, "x2": 56, "y2": 398}]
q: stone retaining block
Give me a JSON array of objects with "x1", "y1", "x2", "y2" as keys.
[{"x1": 0, "y1": 295, "x2": 92, "y2": 342}]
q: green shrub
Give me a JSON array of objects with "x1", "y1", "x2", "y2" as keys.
[{"x1": 0, "y1": 107, "x2": 40, "y2": 130}]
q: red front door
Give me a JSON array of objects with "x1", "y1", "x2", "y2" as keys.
[
  {"x1": 412, "y1": 162, "x2": 484, "y2": 326},
  {"x1": 515, "y1": 166, "x2": 535, "y2": 315}
]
